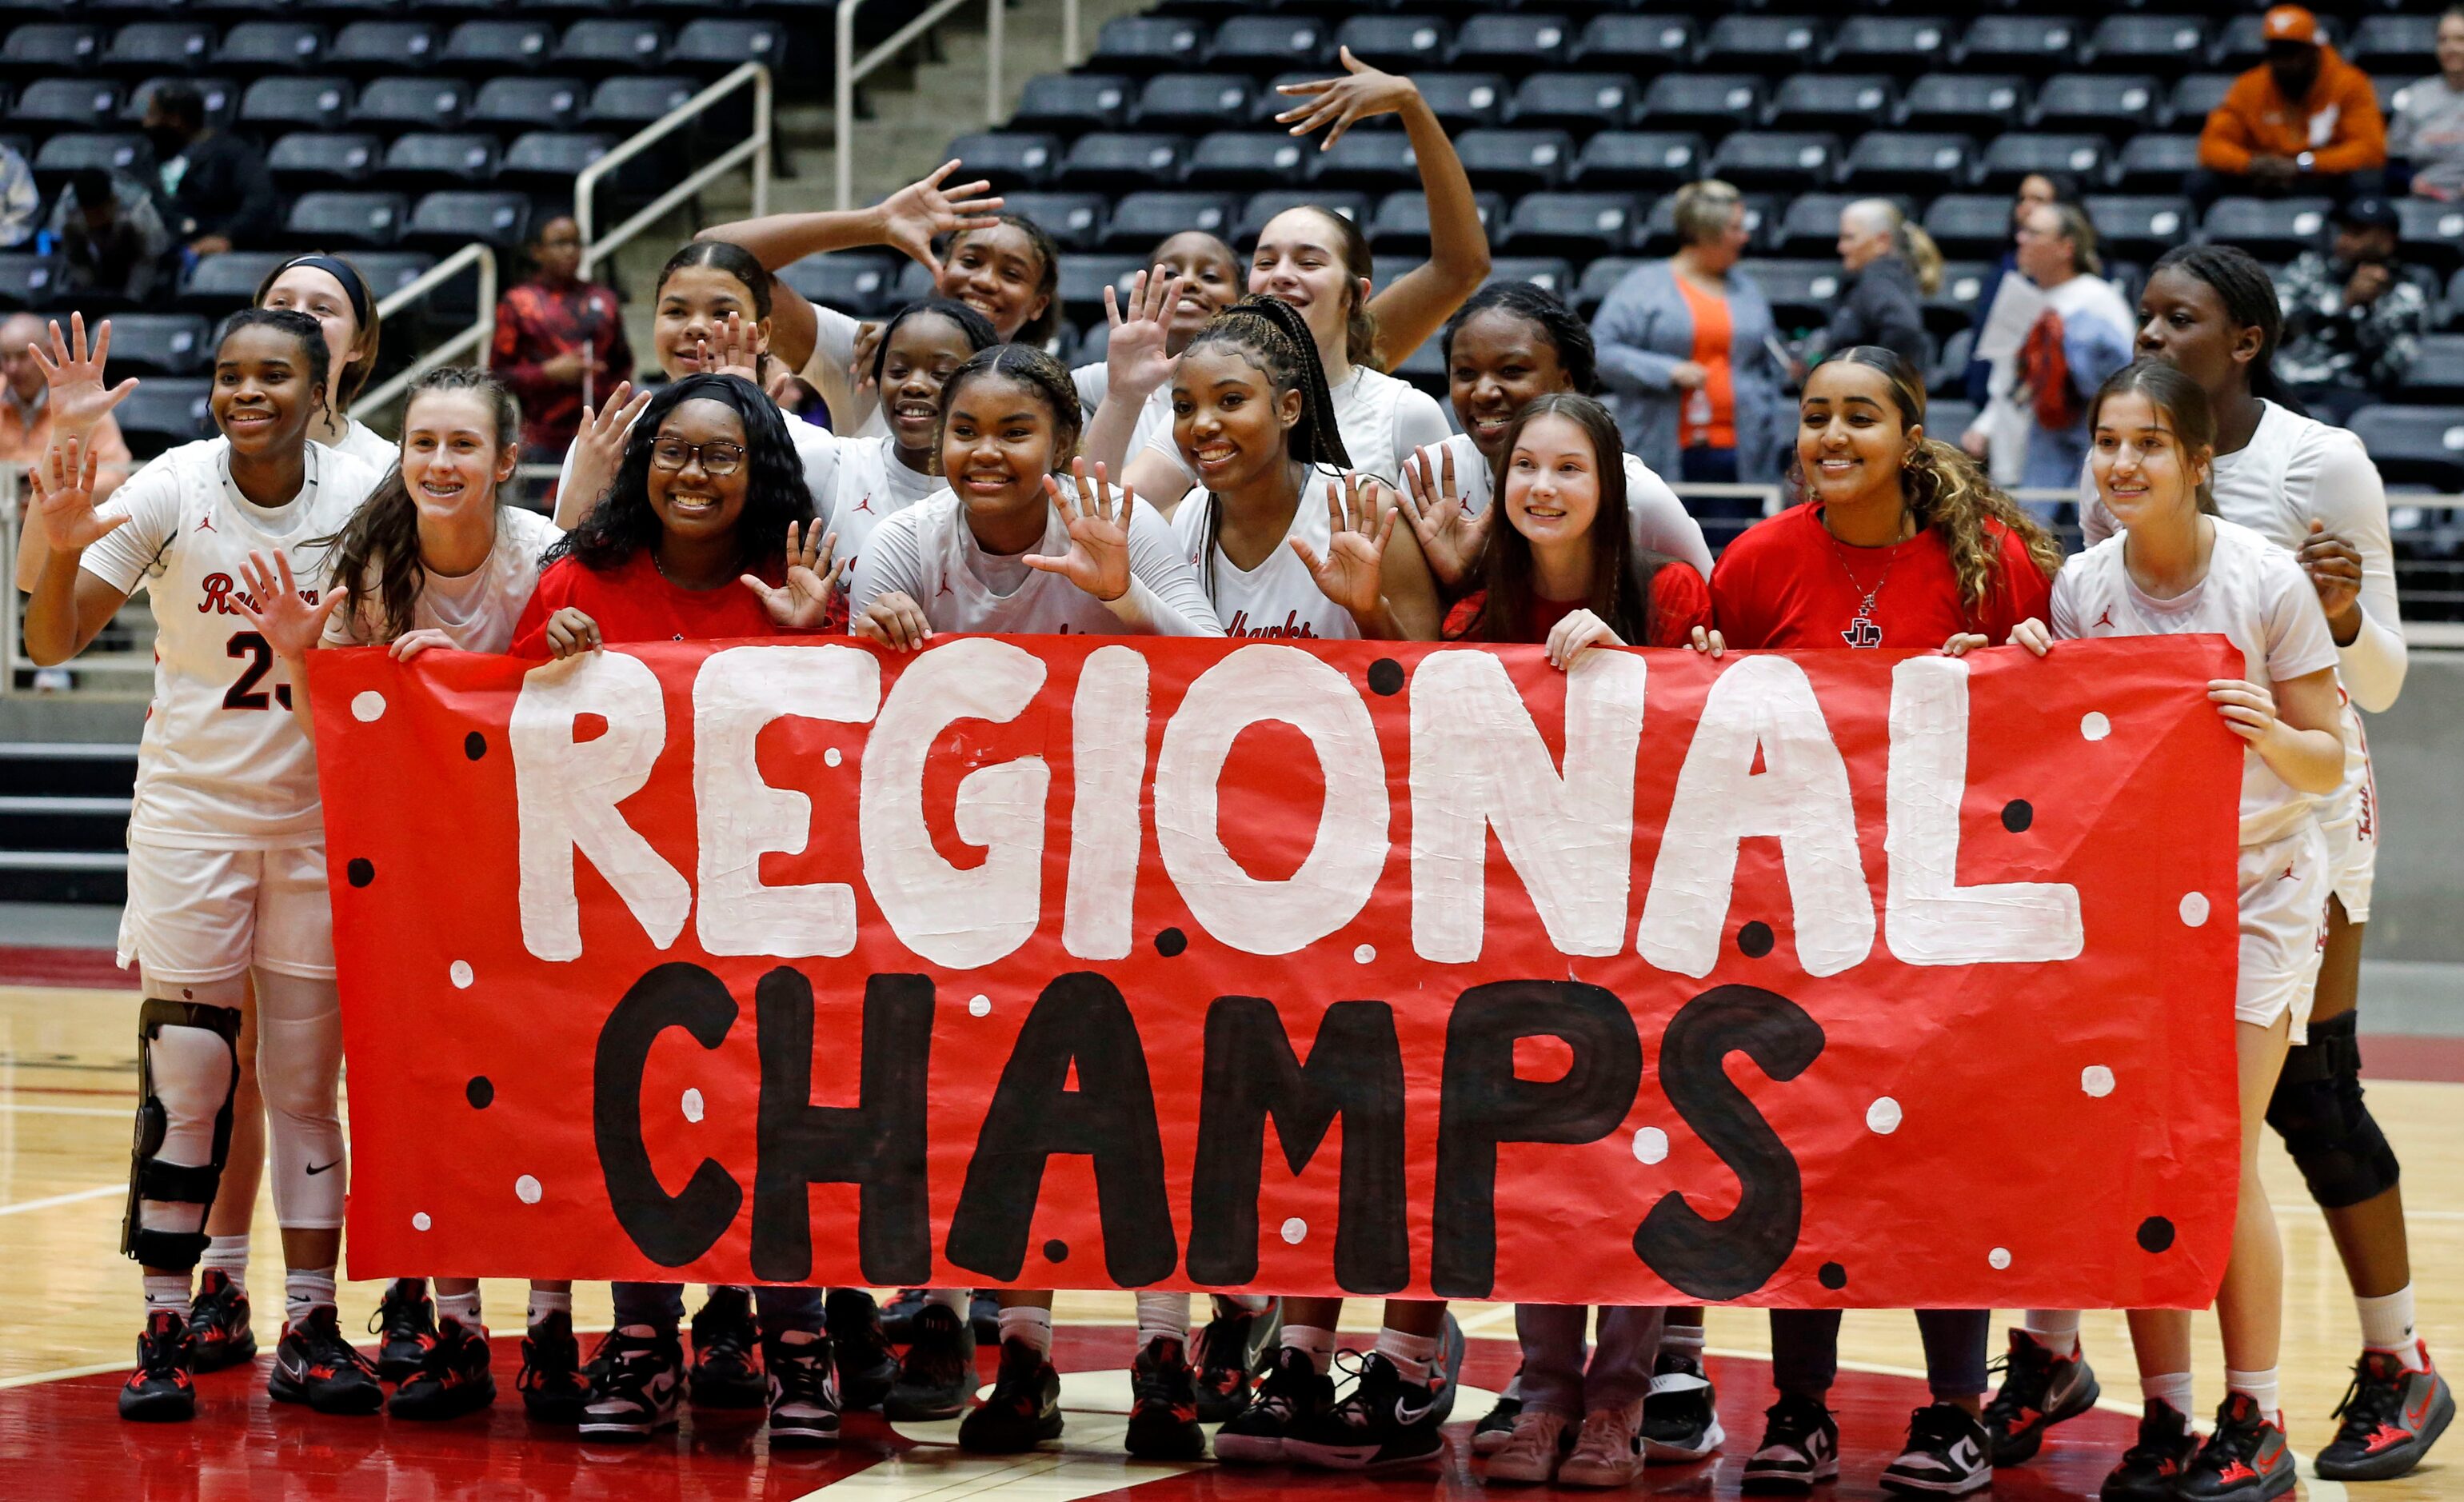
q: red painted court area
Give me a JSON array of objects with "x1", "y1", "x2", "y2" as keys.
[{"x1": 0, "y1": 1328, "x2": 2143, "y2": 1500}]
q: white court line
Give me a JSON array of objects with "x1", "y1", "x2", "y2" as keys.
[
  {"x1": 0, "y1": 1184, "x2": 117, "y2": 1216},
  {"x1": 0, "y1": 1359, "x2": 134, "y2": 1392}
]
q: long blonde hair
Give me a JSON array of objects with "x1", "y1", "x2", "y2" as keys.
[{"x1": 1844, "y1": 198, "x2": 1943, "y2": 296}]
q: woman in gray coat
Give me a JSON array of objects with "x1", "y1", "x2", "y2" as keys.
[{"x1": 1590, "y1": 179, "x2": 1791, "y2": 497}]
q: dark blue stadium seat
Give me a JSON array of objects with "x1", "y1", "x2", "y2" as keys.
[
  {"x1": 103, "y1": 23, "x2": 215, "y2": 75},
  {"x1": 777, "y1": 253, "x2": 906, "y2": 319},
  {"x1": 1184, "y1": 130, "x2": 1310, "y2": 190},
  {"x1": 1483, "y1": 256, "x2": 1577, "y2": 301},
  {"x1": 1829, "y1": 18, "x2": 1955, "y2": 78},
  {"x1": 1056, "y1": 253, "x2": 1149, "y2": 314},
  {"x1": 1923, "y1": 193, "x2": 2018, "y2": 258},
  {"x1": 583, "y1": 76, "x2": 697, "y2": 129},
  {"x1": 1013, "y1": 74, "x2": 1132, "y2": 135},
  {"x1": 1101, "y1": 190, "x2": 1237, "y2": 251},
  {"x1": 2084, "y1": 195, "x2": 2193, "y2": 260},
  {"x1": 2347, "y1": 405, "x2": 2464, "y2": 489},
  {"x1": 2397, "y1": 335, "x2": 2464, "y2": 400},
  {"x1": 381, "y1": 130, "x2": 498, "y2": 184},
  {"x1": 286, "y1": 190, "x2": 408, "y2": 249},
  {"x1": 2166, "y1": 74, "x2": 2234, "y2": 129},
  {"x1": 178, "y1": 250, "x2": 290, "y2": 313},
  {"x1": 5, "y1": 24, "x2": 103, "y2": 75},
  {"x1": 111, "y1": 379, "x2": 214, "y2": 452},
  {"x1": 2034, "y1": 74, "x2": 2159, "y2": 134},
  {"x1": 1309, "y1": 129, "x2": 1422, "y2": 191},
  {"x1": 1090, "y1": 16, "x2": 1210, "y2": 74},
  {"x1": 217, "y1": 21, "x2": 329, "y2": 73},
  {"x1": 937, "y1": 130, "x2": 1061, "y2": 189},
  {"x1": 1056, "y1": 131, "x2": 1189, "y2": 191},
  {"x1": 1979, "y1": 131, "x2": 2108, "y2": 187},
  {"x1": 2350, "y1": 16, "x2": 2434, "y2": 75},
  {"x1": 1899, "y1": 74, "x2": 2029, "y2": 137},
  {"x1": 1700, "y1": 16, "x2": 1823, "y2": 73},
  {"x1": 1507, "y1": 73, "x2": 1638, "y2": 133},
  {"x1": 1770, "y1": 75, "x2": 1896, "y2": 134},
  {"x1": 1500, "y1": 190, "x2": 1639, "y2": 257},
  {"x1": 408, "y1": 190, "x2": 529, "y2": 249},
  {"x1": 996, "y1": 191, "x2": 1104, "y2": 250},
  {"x1": 1208, "y1": 16, "x2": 1330, "y2": 77},
  {"x1": 1236, "y1": 189, "x2": 1370, "y2": 246},
  {"x1": 122, "y1": 78, "x2": 236, "y2": 130},
  {"x1": 1570, "y1": 16, "x2": 1697, "y2": 77},
  {"x1": 1134, "y1": 74, "x2": 1259, "y2": 134},
  {"x1": 1739, "y1": 258, "x2": 1846, "y2": 331},
  {"x1": 671, "y1": 20, "x2": 784, "y2": 72},
  {"x1": 1957, "y1": 17, "x2": 2080, "y2": 74},
  {"x1": 2083, "y1": 16, "x2": 2208, "y2": 69},
  {"x1": 1453, "y1": 15, "x2": 1573, "y2": 70},
  {"x1": 470, "y1": 77, "x2": 585, "y2": 132},
  {"x1": 11, "y1": 80, "x2": 122, "y2": 131},
  {"x1": 330, "y1": 22, "x2": 439, "y2": 75},
  {"x1": 1575, "y1": 254, "x2": 1644, "y2": 315},
  {"x1": 353, "y1": 77, "x2": 469, "y2": 131},
  {"x1": 30, "y1": 132, "x2": 149, "y2": 190},
  {"x1": 499, "y1": 131, "x2": 613, "y2": 184},
  {"x1": 353, "y1": 246, "x2": 439, "y2": 308},
  {"x1": 1638, "y1": 74, "x2": 1767, "y2": 134},
  {"x1": 1710, "y1": 130, "x2": 1840, "y2": 189},
  {"x1": 1926, "y1": 262, "x2": 1991, "y2": 335},
  {"x1": 1455, "y1": 128, "x2": 1575, "y2": 194},
  {"x1": 556, "y1": 20, "x2": 669, "y2": 70},
  {"x1": 1570, "y1": 130, "x2": 1707, "y2": 190},
  {"x1": 1841, "y1": 133, "x2": 1975, "y2": 193},
  {"x1": 444, "y1": 21, "x2": 556, "y2": 75},
  {"x1": 240, "y1": 77, "x2": 352, "y2": 134},
  {"x1": 2398, "y1": 198, "x2": 2464, "y2": 277},
  {"x1": 1773, "y1": 192, "x2": 1867, "y2": 256},
  {"x1": 1370, "y1": 187, "x2": 1506, "y2": 252},
  {"x1": 2201, "y1": 197, "x2": 2332, "y2": 260},
  {"x1": 87, "y1": 314, "x2": 206, "y2": 377},
  {"x1": 2211, "y1": 15, "x2": 2284, "y2": 74},
  {"x1": 1412, "y1": 74, "x2": 1509, "y2": 132},
  {"x1": 2113, "y1": 134, "x2": 2202, "y2": 191},
  {"x1": 1333, "y1": 17, "x2": 1452, "y2": 74}
]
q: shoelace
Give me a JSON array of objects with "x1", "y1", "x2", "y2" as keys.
[
  {"x1": 138, "y1": 1316, "x2": 186, "y2": 1373},
  {"x1": 369, "y1": 1287, "x2": 430, "y2": 1342},
  {"x1": 2194, "y1": 1410, "x2": 2263, "y2": 1469},
  {"x1": 2330, "y1": 1359, "x2": 2404, "y2": 1439},
  {"x1": 1763, "y1": 1398, "x2": 1831, "y2": 1447},
  {"x1": 774, "y1": 1345, "x2": 831, "y2": 1404},
  {"x1": 1248, "y1": 1355, "x2": 1316, "y2": 1419},
  {"x1": 302, "y1": 1316, "x2": 383, "y2": 1379}
]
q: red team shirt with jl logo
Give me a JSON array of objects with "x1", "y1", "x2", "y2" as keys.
[{"x1": 1707, "y1": 504, "x2": 2051, "y2": 653}]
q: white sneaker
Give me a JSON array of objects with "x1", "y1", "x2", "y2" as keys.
[
  {"x1": 1559, "y1": 1401, "x2": 1643, "y2": 1488},
  {"x1": 1484, "y1": 1408, "x2": 1570, "y2": 1484}
]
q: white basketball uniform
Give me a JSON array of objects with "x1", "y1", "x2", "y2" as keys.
[
  {"x1": 811, "y1": 433, "x2": 944, "y2": 579},
  {"x1": 1143, "y1": 365, "x2": 1452, "y2": 489},
  {"x1": 2083, "y1": 401, "x2": 2400, "y2": 920},
  {"x1": 1170, "y1": 481, "x2": 1362, "y2": 641},
  {"x1": 1425, "y1": 430, "x2": 1717, "y2": 581},
  {"x1": 1075, "y1": 362, "x2": 1177, "y2": 472},
  {"x1": 324, "y1": 505, "x2": 561, "y2": 653},
  {"x1": 2052, "y1": 519, "x2": 2343, "y2": 1038},
  {"x1": 82, "y1": 439, "x2": 385, "y2": 981},
  {"x1": 331, "y1": 415, "x2": 397, "y2": 471}
]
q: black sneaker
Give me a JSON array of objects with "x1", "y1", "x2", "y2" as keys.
[
  {"x1": 968, "y1": 1292, "x2": 1002, "y2": 1347},
  {"x1": 1126, "y1": 1335, "x2": 1204, "y2": 1460},
  {"x1": 956, "y1": 1337, "x2": 1063, "y2": 1453},
  {"x1": 119, "y1": 1311, "x2": 196, "y2": 1422},
  {"x1": 1983, "y1": 1328, "x2": 2101, "y2": 1466},
  {"x1": 1880, "y1": 1401, "x2": 1993, "y2": 1497},
  {"x1": 518, "y1": 1311, "x2": 590, "y2": 1424},
  {"x1": 1283, "y1": 1351, "x2": 1447, "y2": 1470},
  {"x1": 580, "y1": 1330, "x2": 684, "y2": 1440},
  {"x1": 1216, "y1": 1344, "x2": 1333, "y2": 1464},
  {"x1": 825, "y1": 1288, "x2": 899, "y2": 1412},
  {"x1": 369, "y1": 1277, "x2": 437, "y2": 1383},
  {"x1": 880, "y1": 1289, "x2": 930, "y2": 1345},
  {"x1": 767, "y1": 1333, "x2": 841, "y2": 1447},
  {"x1": 1192, "y1": 1302, "x2": 1280, "y2": 1424},
  {"x1": 2099, "y1": 1399, "x2": 2199, "y2": 1502},
  {"x1": 1471, "y1": 1391, "x2": 1523, "y2": 1457},
  {"x1": 1643, "y1": 1350, "x2": 1726, "y2": 1461},
  {"x1": 689, "y1": 1287, "x2": 765, "y2": 1408},
  {"x1": 2316, "y1": 1344, "x2": 2455, "y2": 1481},
  {"x1": 389, "y1": 1317, "x2": 497, "y2": 1420},
  {"x1": 186, "y1": 1270, "x2": 256, "y2": 1374},
  {"x1": 2177, "y1": 1393, "x2": 2297, "y2": 1502},
  {"x1": 885, "y1": 1301, "x2": 976, "y2": 1420},
  {"x1": 1740, "y1": 1393, "x2": 1840, "y2": 1493},
  {"x1": 269, "y1": 1305, "x2": 385, "y2": 1415}
]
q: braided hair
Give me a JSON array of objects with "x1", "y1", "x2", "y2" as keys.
[
  {"x1": 1439, "y1": 281, "x2": 1601, "y2": 396},
  {"x1": 867, "y1": 297, "x2": 1000, "y2": 385},
  {"x1": 322, "y1": 366, "x2": 522, "y2": 642},
  {"x1": 1179, "y1": 294, "x2": 1352, "y2": 597},
  {"x1": 546, "y1": 373, "x2": 813, "y2": 577},
  {"x1": 2149, "y1": 243, "x2": 2286, "y2": 402}
]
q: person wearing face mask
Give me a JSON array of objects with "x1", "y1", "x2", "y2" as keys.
[
  {"x1": 142, "y1": 83, "x2": 278, "y2": 259},
  {"x1": 1962, "y1": 204, "x2": 2133, "y2": 501},
  {"x1": 50, "y1": 167, "x2": 173, "y2": 303},
  {"x1": 2193, "y1": 6, "x2": 2387, "y2": 209},
  {"x1": 2394, "y1": 7, "x2": 2464, "y2": 199},
  {"x1": 2274, "y1": 195, "x2": 2434, "y2": 426}
]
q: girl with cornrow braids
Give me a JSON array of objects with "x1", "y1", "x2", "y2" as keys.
[{"x1": 1168, "y1": 296, "x2": 1440, "y2": 642}]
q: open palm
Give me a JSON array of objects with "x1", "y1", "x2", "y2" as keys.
[
  {"x1": 1293, "y1": 473, "x2": 1396, "y2": 617},
  {"x1": 880, "y1": 160, "x2": 1004, "y2": 274},
  {"x1": 1025, "y1": 460, "x2": 1134, "y2": 602},
  {"x1": 26, "y1": 436, "x2": 126, "y2": 553},
  {"x1": 1398, "y1": 443, "x2": 1492, "y2": 591},
  {"x1": 32, "y1": 313, "x2": 138, "y2": 442},
  {"x1": 235, "y1": 550, "x2": 341, "y2": 660}
]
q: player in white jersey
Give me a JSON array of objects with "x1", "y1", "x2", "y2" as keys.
[
  {"x1": 20, "y1": 310, "x2": 386, "y2": 1424},
  {"x1": 1167, "y1": 297, "x2": 1440, "y2": 643},
  {"x1": 2056, "y1": 247, "x2": 2450, "y2": 1483},
  {"x1": 821, "y1": 298, "x2": 1000, "y2": 578},
  {"x1": 1983, "y1": 362, "x2": 2350, "y2": 1502}
]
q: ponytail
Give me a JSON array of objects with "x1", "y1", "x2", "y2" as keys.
[{"x1": 1899, "y1": 222, "x2": 1944, "y2": 298}]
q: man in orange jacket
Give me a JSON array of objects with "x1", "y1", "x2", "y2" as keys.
[{"x1": 2194, "y1": 5, "x2": 2387, "y2": 206}]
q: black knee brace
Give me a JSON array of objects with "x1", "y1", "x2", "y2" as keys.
[
  {"x1": 122, "y1": 997, "x2": 242, "y2": 1270},
  {"x1": 2266, "y1": 1011, "x2": 2402, "y2": 1211}
]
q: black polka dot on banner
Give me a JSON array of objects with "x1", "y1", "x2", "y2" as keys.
[
  {"x1": 465, "y1": 1076, "x2": 493, "y2": 1109},
  {"x1": 464, "y1": 731, "x2": 487, "y2": 761},
  {"x1": 345, "y1": 857, "x2": 374, "y2": 888},
  {"x1": 1367, "y1": 658, "x2": 1405, "y2": 697},
  {"x1": 1738, "y1": 921, "x2": 1775, "y2": 958},
  {"x1": 1154, "y1": 927, "x2": 1188, "y2": 957},
  {"x1": 2002, "y1": 799, "x2": 2034, "y2": 833},
  {"x1": 1818, "y1": 1261, "x2": 1847, "y2": 1290},
  {"x1": 1043, "y1": 1239, "x2": 1068, "y2": 1264},
  {"x1": 2137, "y1": 1216, "x2": 2176, "y2": 1253}
]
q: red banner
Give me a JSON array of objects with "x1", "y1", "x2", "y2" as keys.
[{"x1": 314, "y1": 634, "x2": 2245, "y2": 1308}]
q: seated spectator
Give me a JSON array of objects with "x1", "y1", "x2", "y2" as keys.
[
  {"x1": 1817, "y1": 198, "x2": 1938, "y2": 369},
  {"x1": 2276, "y1": 195, "x2": 2434, "y2": 426},
  {"x1": 2194, "y1": 6, "x2": 2386, "y2": 207},
  {"x1": 1963, "y1": 174, "x2": 2081, "y2": 409},
  {"x1": 491, "y1": 214, "x2": 633, "y2": 469},
  {"x1": 2394, "y1": 6, "x2": 2464, "y2": 200},
  {"x1": 144, "y1": 82, "x2": 278, "y2": 257},
  {"x1": 50, "y1": 168, "x2": 172, "y2": 303},
  {"x1": 0, "y1": 142, "x2": 34, "y2": 250},
  {"x1": 1963, "y1": 205, "x2": 2134, "y2": 498}
]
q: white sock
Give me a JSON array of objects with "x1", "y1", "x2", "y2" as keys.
[
  {"x1": 528, "y1": 1288, "x2": 573, "y2": 1327},
  {"x1": 437, "y1": 1288, "x2": 481, "y2": 1332},
  {"x1": 285, "y1": 1268, "x2": 337, "y2": 1325},
  {"x1": 928, "y1": 1288, "x2": 971, "y2": 1313},
  {"x1": 1284, "y1": 1323, "x2": 1337, "y2": 1376},
  {"x1": 1375, "y1": 1326, "x2": 1441, "y2": 1388},
  {"x1": 2142, "y1": 1372, "x2": 2195, "y2": 1416},
  {"x1": 997, "y1": 1305, "x2": 1052, "y2": 1357},
  {"x1": 1663, "y1": 1321, "x2": 1705, "y2": 1360},
  {"x1": 2358, "y1": 1287, "x2": 2426, "y2": 1369},
  {"x1": 2022, "y1": 1312, "x2": 2082, "y2": 1358},
  {"x1": 2225, "y1": 1368, "x2": 2279, "y2": 1420},
  {"x1": 201, "y1": 1234, "x2": 250, "y2": 1293},
  {"x1": 1136, "y1": 1291, "x2": 1189, "y2": 1348},
  {"x1": 144, "y1": 1273, "x2": 191, "y2": 1318}
]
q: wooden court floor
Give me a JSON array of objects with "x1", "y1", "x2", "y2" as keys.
[{"x1": 2, "y1": 982, "x2": 2457, "y2": 1500}]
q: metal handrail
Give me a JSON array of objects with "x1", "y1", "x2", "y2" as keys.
[
  {"x1": 836, "y1": 0, "x2": 1012, "y2": 212},
  {"x1": 350, "y1": 242, "x2": 498, "y2": 423},
  {"x1": 578, "y1": 61, "x2": 773, "y2": 282}
]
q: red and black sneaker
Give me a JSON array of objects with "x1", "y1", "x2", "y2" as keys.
[
  {"x1": 2099, "y1": 1400, "x2": 2199, "y2": 1502},
  {"x1": 1125, "y1": 1334, "x2": 1205, "y2": 1460},
  {"x1": 119, "y1": 1311, "x2": 197, "y2": 1422},
  {"x1": 1983, "y1": 1328, "x2": 2101, "y2": 1466},
  {"x1": 689, "y1": 1287, "x2": 766, "y2": 1408},
  {"x1": 185, "y1": 1269, "x2": 257, "y2": 1374},
  {"x1": 2176, "y1": 1393, "x2": 2297, "y2": 1502},
  {"x1": 389, "y1": 1317, "x2": 497, "y2": 1420},
  {"x1": 1192, "y1": 1301, "x2": 1279, "y2": 1424},
  {"x1": 270, "y1": 1305, "x2": 386, "y2": 1415},
  {"x1": 2316, "y1": 1344, "x2": 2456, "y2": 1481},
  {"x1": 519, "y1": 1311, "x2": 592, "y2": 1424},
  {"x1": 369, "y1": 1277, "x2": 437, "y2": 1382}
]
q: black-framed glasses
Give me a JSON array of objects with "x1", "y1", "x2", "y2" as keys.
[{"x1": 649, "y1": 438, "x2": 745, "y2": 477}]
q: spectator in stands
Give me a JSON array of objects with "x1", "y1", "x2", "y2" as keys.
[
  {"x1": 2394, "y1": 6, "x2": 2464, "y2": 199},
  {"x1": 143, "y1": 83, "x2": 278, "y2": 258},
  {"x1": 1591, "y1": 178, "x2": 1790, "y2": 500},
  {"x1": 1817, "y1": 198, "x2": 1938, "y2": 369},
  {"x1": 50, "y1": 169, "x2": 173, "y2": 304},
  {"x1": 2194, "y1": 6, "x2": 2387, "y2": 208},
  {"x1": 1961, "y1": 204, "x2": 2134, "y2": 497},
  {"x1": 2276, "y1": 194, "x2": 2433, "y2": 425},
  {"x1": 491, "y1": 214, "x2": 633, "y2": 469},
  {"x1": 1963, "y1": 174, "x2": 2081, "y2": 409},
  {"x1": 0, "y1": 142, "x2": 35, "y2": 250}
]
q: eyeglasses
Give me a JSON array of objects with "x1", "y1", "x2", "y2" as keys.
[{"x1": 649, "y1": 438, "x2": 745, "y2": 477}]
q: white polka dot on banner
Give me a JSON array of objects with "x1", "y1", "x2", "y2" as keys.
[
  {"x1": 968, "y1": 994, "x2": 991, "y2": 1017},
  {"x1": 2081, "y1": 1065, "x2": 2115, "y2": 1097},
  {"x1": 514, "y1": 1174, "x2": 542, "y2": 1204},
  {"x1": 2081, "y1": 712, "x2": 2110, "y2": 741},
  {"x1": 1866, "y1": 1097, "x2": 1903, "y2": 1134},
  {"x1": 1632, "y1": 1127, "x2": 1668, "y2": 1164},
  {"x1": 825, "y1": 748, "x2": 842, "y2": 767},
  {"x1": 351, "y1": 691, "x2": 385, "y2": 722},
  {"x1": 2179, "y1": 892, "x2": 2210, "y2": 927},
  {"x1": 412, "y1": 1212, "x2": 431, "y2": 1232},
  {"x1": 681, "y1": 1088, "x2": 704, "y2": 1124},
  {"x1": 449, "y1": 960, "x2": 473, "y2": 989},
  {"x1": 1354, "y1": 944, "x2": 1376, "y2": 964},
  {"x1": 1280, "y1": 1217, "x2": 1308, "y2": 1244},
  {"x1": 1989, "y1": 1246, "x2": 2012, "y2": 1270}
]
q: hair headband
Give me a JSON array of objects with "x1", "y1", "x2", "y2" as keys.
[{"x1": 273, "y1": 254, "x2": 372, "y2": 332}]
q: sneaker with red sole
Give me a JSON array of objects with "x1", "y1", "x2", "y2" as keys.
[
  {"x1": 389, "y1": 1318, "x2": 497, "y2": 1420},
  {"x1": 2315, "y1": 1344, "x2": 2456, "y2": 1481},
  {"x1": 269, "y1": 1306, "x2": 385, "y2": 1415},
  {"x1": 1983, "y1": 1328, "x2": 2101, "y2": 1466},
  {"x1": 119, "y1": 1311, "x2": 196, "y2": 1422},
  {"x1": 185, "y1": 1270, "x2": 256, "y2": 1374},
  {"x1": 2175, "y1": 1393, "x2": 2297, "y2": 1502}
]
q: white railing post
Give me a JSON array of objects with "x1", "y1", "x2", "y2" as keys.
[
  {"x1": 350, "y1": 242, "x2": 499, "y2": 423},
  {"x1": 1064, "y1": 0, "x2": 1079, "y2": 67},
  {"x1": 576, "y1": 62, "x2": 773, "y2": 283},
  {"x1": 986, "y1": 0, "x2": 1004, "y2": 125}
]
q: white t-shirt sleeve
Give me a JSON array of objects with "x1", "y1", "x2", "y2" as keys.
[
  {"x1": 1073, "y1": 362, "x2": 1109, "y2": 418},
  {"x1": 78, "y1": 461, "x2": 185, "y2": 595},
  {"x1": 1391, "y1": 386, "x2": 1456, "y2": 475},
  {"x1": 787, "y1": 418, "x2": 844, "y2": 536},
  {"x1": 1124, "y1": 499, "x2": 1227, "y2": 637},
  {"x1": 846, "y1": 502, "x2": 930, "y2": 622},
  {"x1": 798, "y1": 305, "x2": 874, "y2": 431},
  {"x1": 2304, "y1": 437, "x2": 2406, "y2": 711},
  {"x1": 2047, "y1": 560, "x2": 2086, "y2": 641},
  {"x1": 2260, "y1": 547, "x2": 2342, "y2": 685},
  {"x1": 1623, "y1": 455, "x2": 1714, "y2": 577},
  {"x1": 1140, "y1": 423, "x2": 1200, "y2": 488}
]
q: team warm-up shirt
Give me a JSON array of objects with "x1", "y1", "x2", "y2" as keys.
[
  {"x1": 331, "y1": 417, "x2": 397, "y2": 471},
  {"x1": 324, "y1": 505, "x2": 561, "y2": 654},
  {"x1": 1427, "y1": 431, "x2": 1717, "y2": 580},
  {"x1": 1710, "y1": 502, "x2": 2053, "y2": 650},
  {"x1": 1141, "y1": 366, "x2": 1452, "y2": 489},
  {"x1": 82, "y1": 438, "x2": 384, "y2": 849},
  {"x1": 1443, "y1": 564, "x2": 1715, "y2": 649},
  {"x1": 2079, "y1": 399, "x2": 2404, "y2": 712},
  {"x1": 1169, "y1": 480, "x2": 1364, "y2": 641},
  {"x1": 807, "y1": 432, "x2": 944, "y2": 576},
  {"x1": 849, "y1": 485, "x2": 1224, "y2": 637},
  {"x1": 510, "y1": 550, "x2": 789, "y2": 654},
  {"x1": 2052, "y1": 519, "x2": 2341, "y2": 846},
  {"x1": 1074, "y1": 363, "x2": 1176, "y2": 470}
]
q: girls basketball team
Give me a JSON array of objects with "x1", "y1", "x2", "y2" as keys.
[{"x1": 10, "y1": 46, "x2": 2448, "y2": 1502}]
